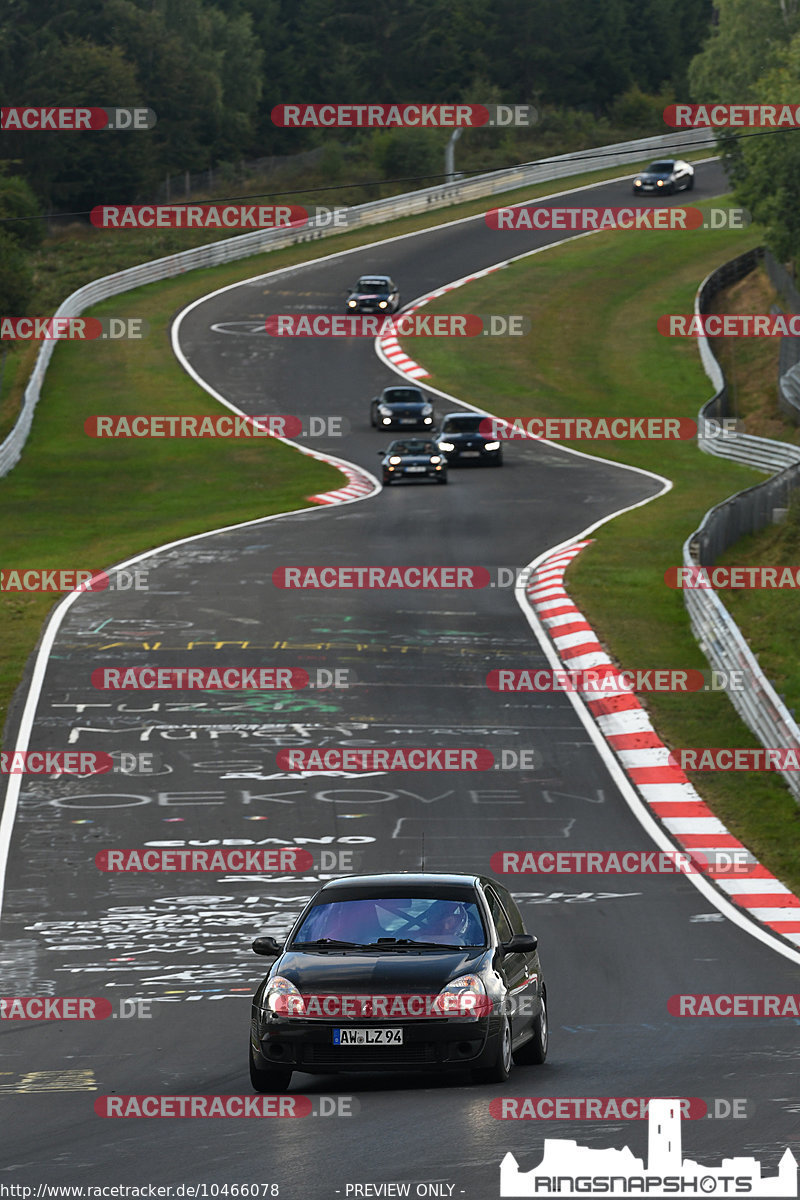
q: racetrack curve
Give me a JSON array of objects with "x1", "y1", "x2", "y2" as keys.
[{"x1": 1, "y1": 161, "x2": 799, "y2": 1195}]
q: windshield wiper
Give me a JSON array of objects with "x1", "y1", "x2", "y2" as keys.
[
  {"x1": 359, "y1": 938, "x2": 463, "y2": 950},
  {"x1": 291, "y1": 938, "x2": 361, "y2": 949}
]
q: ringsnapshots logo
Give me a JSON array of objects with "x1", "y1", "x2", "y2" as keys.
[
  {"x1": 271, "y1": 103, "x2": 537, "y2": 128},
  {"x1": 1, "y1": 107, "x2": 156, "y2": 131},
  {"x1": 499, "y1": 1097, "x2": 797, "y2": 1197}
]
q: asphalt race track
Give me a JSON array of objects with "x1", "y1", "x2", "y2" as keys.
[{"x1": 2, "y1": 161, "x2": 799, "y2": 1195}]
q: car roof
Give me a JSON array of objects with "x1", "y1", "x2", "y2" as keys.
[
  {"x1": 441, "y1": 411, "x2": 488, "y2": 420},
  {"x1": 319, "y1": 872, "x2": 482, "y2": 892},
  {"x1": 383, "y1": 386, "x2": 423, "y2": 396},
  {"x1": 357, "y1": 275, "x2": 391, "y2": 284}
]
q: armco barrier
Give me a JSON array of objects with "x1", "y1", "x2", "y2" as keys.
[
  {"x1": 0, "y1": 127, "x2": 716, "y2": 479},
  {"x1": 685, "y1": 249, "x2": 800, "y2": 803}
]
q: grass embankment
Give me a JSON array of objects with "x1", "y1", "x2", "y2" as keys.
[{"x1": 397, "y1": 201, "x2": 800, "y2": 893}]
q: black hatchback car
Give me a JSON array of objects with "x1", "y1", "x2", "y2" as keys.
[
  {"x1": 632, "y1": 159, "x2": 694, "y2": 195},
  {"x1": 370, "y1": 386, "x2": 435, "y2": 430},
  {"x1": 249, "y1": 872, "x2": 547, "y2": 1091},
  {"x1": 435, "y1": 412, "x2": 503, "y2": 466},
  {"x1": 378, "y1": 438, "x2": 447, "y2": 485},
  {"x1": 346, "y1": 275, "x2": 400, "y2": 313}
]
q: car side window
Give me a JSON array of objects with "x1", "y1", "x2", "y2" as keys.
[
  {"x1": 484, "y1": 887, "x2": 513, "y2": 943},
  {"x1": 492, "y1": 882, "x2": 525, "y2": 935}
]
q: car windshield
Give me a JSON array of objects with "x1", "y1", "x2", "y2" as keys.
[
  {"x1": 292, "y1": 896, "x2": 487, "y2": 948},
  {"x1": 647, "y1": 162, "x2": 673, "y2": 173},
  {"x1": 390, "y1": 440, "x2": 435, "y2": 455},
  {"x1": 441, "y1": 416, "x2": 483, "y2": 433},
  {"x1": 356, "y1": 280, "x2": 387, "y2": 293},
  {"x1": 385, "y1": 390, "x2": 423, "y2": 404}
]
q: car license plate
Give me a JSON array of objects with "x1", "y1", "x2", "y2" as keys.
[
  {"x1": 461, "y1": 450, "x2": 480, "y2": 457},
  {"x1": 400, "y1": 418, "x2": 417, "y2": 424},
  {"x1": 333, "y1": 1028, "x2": 403, "y2": 1045},
  {"x1": 405, "y1": 465, "x2": 426, "y2": 472}
]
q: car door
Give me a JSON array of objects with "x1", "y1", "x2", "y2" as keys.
[
  {"x1": 491, "y1": 881, "x2": 542, "y2": 1039},
  {"x1": 483, "y1": 884, "x2": 530, "y2": 1044}
]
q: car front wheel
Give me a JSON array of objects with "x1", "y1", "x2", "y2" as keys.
[
  {"x1": 472, "y1": 1015, "x2": 512, "y2": 1084},
  {"x1": 249, "y1": 1046, "x2": 292, "y2": 1093}
]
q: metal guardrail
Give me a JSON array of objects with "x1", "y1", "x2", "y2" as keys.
[
  {"x1": 762, "y1": 248, "x2": 800, "y2": 422},
  {"x1": 684, "y1": 249, "x2": 800, "y2": 803},
  {"x1": 0, "y1": 127, "x2": 716, "y2": 479}
]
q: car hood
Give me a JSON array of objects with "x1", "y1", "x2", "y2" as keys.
[
  {"x1": 385, "y1": 453, "x2": 436, "y2": 464},
  {"x1": 274, "y1": 948, "x2": 488, "y2": 991},
  {"x1": 382, "y1": 402, "x2": 426, "y2": 412},
  {"x1": 638, "y1": 170, "x2": 672, "y2": 180},
  {"x1": 351, "y1": 291, "x2": 390, "y2": 300}
]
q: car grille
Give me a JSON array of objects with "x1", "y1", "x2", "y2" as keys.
[{"x1": 303, "y1": 1042, "x2": 438, "y2": 1066}]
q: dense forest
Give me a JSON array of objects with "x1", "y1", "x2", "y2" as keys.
[{"x1": 0, "y1": 0, "x2": 713, "y2": 209}]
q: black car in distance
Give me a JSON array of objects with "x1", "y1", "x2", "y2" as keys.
[
  {"x1": 370, "y1": 386, "x2": 435, "y2": 430},
  {"x1": 249, "y1": 873, "x2": 547, "y2": 1091},
  {"x1": 632, "y1": 159, "x2": 694, "y2": 196},
  {"x1": 378, "y1": 438, "x2": 447, "y2": 485},
  {"x1": 435, "y1": 412, "x2": 504, "y2": 466},
  {"x1": 345, "y1": 274, "x2": 400, "y2": 313}
]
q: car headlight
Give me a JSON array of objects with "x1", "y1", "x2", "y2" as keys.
[
  {"x1": 382, "y1": 417, "x2": 392, "y2": 425},
  {"x1": 430, "y1": 455, "x2": 442, "y2": 464},
  {"x1": 436, "y1": 974, "x2": 490, "y2": 1019},
  {"x1": 388, "y1": 455, "x2": 402, "y2": 465},
  {"x1": 438, "y1": 441, "x2": 455, "y2": 452},
  {"x1": 378, "y1": 405, "x2": 392, "y2": 415},
  {"x1": 348, "y1": 299, "x2": 357, "y2": 307},
  {"x1": 634, "y1": 178, "x2": 641, "y2": 186},
  {"x1": 657, "y1": 179, "x2": 664, "y2": 187},
  {"x1": 424, "y1": 416, "x2": 433, "y2": 423},
  {"x1": 378, "y1": 300, "x2": 388, "y2": 308},
  {"x1": 422, "y1": 404, "x2": 433, "y2": 415},
  {"x1": 484, "y1": 441, "x2": 500, "y2": 451},
  {"x1": 263, "y1": 976, "x2": 304, "y2": 1017}
]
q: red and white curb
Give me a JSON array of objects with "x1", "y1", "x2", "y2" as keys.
[
  {"x1": 524, "y1": 540, "x2": 800, "y2": 948},
  {"x1": 305, "y1": 454, "x2": 376, "y2": 505},
  {"x1": 378, "y1": 268, "x2": 505, "y2": 380}
]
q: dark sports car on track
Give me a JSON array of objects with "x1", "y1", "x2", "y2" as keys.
[
  {"x1": 346, "y1": 274, "x2": 400, "y2": 313},
  {"x1": 378, "y1": 438, "x2": 447, "y2": 485},
  {"x1": 370, "y1": 386, "x2": 435, "y2": 430},
  {"x1": 435, "y1": 412, "x2": 503, "y2": 465},
  {"x1": 249, "y1": 873, "x2": 547, "y2": 1091},
  {"x1": 632, "y1": 159, "x2": 694, "y2": 195}
]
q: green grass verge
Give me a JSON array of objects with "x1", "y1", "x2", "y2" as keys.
[{"x1": 397, "y1": 198, "x2": 800, "y2": 894}]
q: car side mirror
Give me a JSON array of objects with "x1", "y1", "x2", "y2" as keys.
[
  {"x1": 501, "y1": 933, "x2": 538, "y2": 955},
  {"x1": 253, "y1": 936, "x2": 284, "y2": 956},
  {"x1": 377, "y1": 449, "x2": 386, "y2": 455}
]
